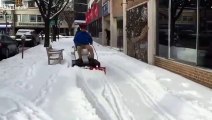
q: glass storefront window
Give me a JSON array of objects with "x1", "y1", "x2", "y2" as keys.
[
  {"x1": 157, "y1": 0, "x2": 212, "y2": 69},
  {"x1": 170, "y1": 0, "x2": 197, "y2": 64},
  {"x1": 157, "y1": 0, "x2": 169, "y2": 58},
  {"x1": 30, "y1": 15, "x2": 36, "y2": 22},
  {"x1": 198, "y1": 0, "x2": 212, "y2": 68}
]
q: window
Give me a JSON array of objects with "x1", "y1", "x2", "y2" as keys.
[
  {"x1": 198, "y1": 0, "x2": 212, "y2": 68},
  {"x1": 0, "y1": 15, "x2": 3, "y2": 20},
  {"x1": 157, "y1": 0, "x2": 169, "y2": 58},
  {"x1": 6, "y1": 15, "x2": 12, "y2": 20},
  {"x1": 188, "y1": 16, "x2": 193, "y2": 21},
  {"x1": 74, "y1": 4, "x2": 87, "y2": 13},
  {"x1": 30, "y1": 15, "x2": 36, "y2": 22},
  {"x1": 28, "y1": 1, "x2": 35, "y2": 7},
  {"x1": 157, "y1": 0, "x2": 212, "y2": 69},
  {"x1": 182, "y1": 16, "x2": 188, "y2": 21},
  {"x1": 75, "y1": 13, "x2": 85, "y2": 20},
  {"x1": 22, "y1": 15, "x2": 29, "y2": 22},
  {"x1": 37, "y1": 15, "x2": 43, "y2": 22},
  {"x1": 170, "y1": 1, "x2": 197, "y2": 64},
  {"x1": 16, "y1": 14, "x2": 21, "y2": 22}
]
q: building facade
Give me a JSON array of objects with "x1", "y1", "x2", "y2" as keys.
[
  {"x1": 0, "y1": 0, "x2": 69, "y2": 35},
  {"x1": 85, "y1": 0, "x2": 123, "y2": 47},
  {"x1": 102, "y1": 0, "x2": 123, "y2": 47},
  {"x1": 127, "y1": 0, "x2": 212, "y2": 88},
  {"x1": 87, "y1": 0, "x2": 102, "y2": 38},
  {"x1": 74, "y1": 0, "x2": 87, "y2": 22},
  {"x1": 72, "y1": 0, "x2": 88, "y2": 35}
]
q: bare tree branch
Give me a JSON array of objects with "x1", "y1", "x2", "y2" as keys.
[
  {"x1": 50, "y1": 1, "x2": 69, "y2": 20},
  {"x1": 59, "y1": 1, "x2": 74, "y2": 35},
  {"x1": 34, "y1": 0, "x2": 70, "y2": 47}
]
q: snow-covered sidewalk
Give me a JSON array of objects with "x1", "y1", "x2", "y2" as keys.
[
  {"x1": 77, "y1": 44, "x2": 212, "y2": 120},
  {"x1": 0, "y1": 37, "x2": 212, "y2": 120},
  {"x1": 0, "y1": 37, "x2": 100, "y2": 120}
]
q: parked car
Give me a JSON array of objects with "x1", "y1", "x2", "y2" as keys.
[
  {"x1": 15, "y1": 29, "x2": 40, "y2": 46},
  {"x1": 0, "y1": 34, "x2": 19, "y2": 59}
]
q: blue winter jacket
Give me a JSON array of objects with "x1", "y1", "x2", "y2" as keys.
[{"x1": 74, "y1": 31, "x2": 93, "y2": 46}]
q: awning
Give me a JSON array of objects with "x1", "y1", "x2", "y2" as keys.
[{"x1": 0, "y1": 25, "x2": 11, "y2": 28}]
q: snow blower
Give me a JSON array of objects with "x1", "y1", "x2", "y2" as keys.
[{"x1": 71, "y1": 45, "x2": 106, "y2": 74}]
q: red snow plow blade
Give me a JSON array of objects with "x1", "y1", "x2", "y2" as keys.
[
  {"x1": 72, "y1": 58, "x2": 106, "y2": 74},
  {"x1": 88, "y1": 67, "x2": 106, "y2": 74}
]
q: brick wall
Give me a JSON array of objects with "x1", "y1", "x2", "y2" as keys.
[{"x1": 154, "y1": 56, "x2": 212, "y2": 88}]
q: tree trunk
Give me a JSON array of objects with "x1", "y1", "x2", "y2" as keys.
[
  {"x1": 53, "y1": 17, "x2": 58, "y2": 41},
  {"x1": 44, "y1": 20, "x2": 50, "y2": 47},
  {"x1": 68, "y1": 27, "x2": 72, "y2": 36}
]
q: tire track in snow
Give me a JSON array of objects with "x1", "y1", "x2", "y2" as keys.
[
  {"x1": 102, "y1": 78, "x2": 135, "y2": 120},
  {"x1": 102, "y1": 80, "x2": 133, "y2": 120},
  {"x1": 75, "y1": 68, "x2": 133, "y2": 120},
  {"x1": 108, "y1": 60, "x2": 212, "y2": 120},
  {"x1": 104, "y1": 61, "x2": 174, "y2": 120}
]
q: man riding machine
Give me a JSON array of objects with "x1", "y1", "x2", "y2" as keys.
[{"x1": 72, "y1": 23, "x2": 103, "y2": 70}]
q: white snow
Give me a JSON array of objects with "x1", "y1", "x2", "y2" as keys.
[{"x1": 0, "y1": 37, "x2": 212, "y2": 120}]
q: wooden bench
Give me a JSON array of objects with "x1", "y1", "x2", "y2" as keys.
[{"x1": 46, "y1": 46, "x2": 64, "y2": 65}]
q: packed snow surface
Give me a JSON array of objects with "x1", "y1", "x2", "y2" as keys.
[{"x1": 0, "y1": 36, "x2": 212, "y2": 120}]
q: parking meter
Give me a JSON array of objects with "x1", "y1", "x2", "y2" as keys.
[{"x1": 21, "y1": 34, "x2": 26, "y2": 59}]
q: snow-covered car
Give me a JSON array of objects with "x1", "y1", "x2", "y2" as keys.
[
  {"x1": 0, "y1": 34, "x2": 19, "y2": 58},
  {"x1": 15, "y1": 29, "x2": 40, "y2": 46}
]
